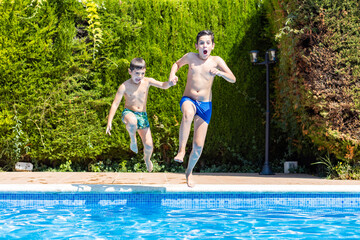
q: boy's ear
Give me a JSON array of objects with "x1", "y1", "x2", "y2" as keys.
[
  {"x1": 128, "y1": 68, "x2": 132, "y2": 74},
  {"x1": 195, "y1": 43, "x2": 198, "y2": 49}
]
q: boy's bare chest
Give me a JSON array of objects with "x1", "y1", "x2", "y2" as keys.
[
  {"x1": 125, "y1": 84, "x2": 148, "y2": 100},
  {"x1": 189, "y1": 60, "x2": 217, "y2": 76}
]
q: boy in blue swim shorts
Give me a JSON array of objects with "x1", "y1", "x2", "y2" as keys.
[
  {"x1": 106, "y1": 58, "x2": 177, "y2": 172},
  {"x1": 169, "y1": 30, "x2": 236, "y2": 187},
  {"x1": 179, "y1": 96, "x2": 212, "y2": 124}
]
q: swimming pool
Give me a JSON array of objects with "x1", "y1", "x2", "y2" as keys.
[{"x1": 1, "y1": 191, "x2": 360, "y2": 239}]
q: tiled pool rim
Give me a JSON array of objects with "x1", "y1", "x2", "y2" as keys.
[
  {"x1": 1, "y1": 184, "x2": 360, "y2": 193},
  {"x1": 2, "y1": 188, "x2": 360, "y2": 209}
]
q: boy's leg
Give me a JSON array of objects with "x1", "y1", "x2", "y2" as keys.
[
  {"x1": 185, "y1": 116, "x2": 208, "y2": 187},
  {"x1": 174, "y1": 101, "x2": 196, "y2": 163},
  {"x1": 138, "y1": 127, "x2": 154, "y2": 172},
  {"x1": 123, "y1": 113, "x2": 138, "y2": 153}
]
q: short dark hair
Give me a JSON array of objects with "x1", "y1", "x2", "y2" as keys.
[
  {"x1": 129, "y1": 58, "x2": 146, "y2": 71},
  {"x1": 196, "y1": 30, "x2": 214, "y2": 43}
]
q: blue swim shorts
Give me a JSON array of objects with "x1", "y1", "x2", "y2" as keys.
[
  {"x1": 121, "y1": 108, "x2": 150, "y2": 129},
  {"x1": 179, "y1": 96, "x2": 212, "y2": 124}
]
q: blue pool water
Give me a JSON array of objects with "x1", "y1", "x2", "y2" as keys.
[{"x1": 1, "y1": 192, "x2": 360, "y2": 239}]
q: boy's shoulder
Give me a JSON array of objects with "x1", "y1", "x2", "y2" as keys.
[
  {"x1": 182, "y1": 52, "x2": 199, "y2": 62},
  {"x1": 121, "y1": 79, "x2": 131, "y2": 86},
  {"x1": 142, "y1": 77, "x2": 154, "y2": 84},
  {"x1": 123, "y1": 78, "x2": 131, "y2": 83},
  {"x1": 187, "y1": 52, "x2": 197, "y2": 57},
  {"x1": 179, "y1": 52, "x2": 196, "y2": 58},
  {"x1": 210, "y1": 55, "x2": 223, "y2": 62},
  {"x1": 184, "y1": 52, "x2": 221, "y2": 61}
]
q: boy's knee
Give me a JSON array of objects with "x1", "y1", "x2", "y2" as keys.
[
  {"x1": 124, "y1": 114, "x2": 137, "y2": 126},
  {"x1": 182, "y1": 109, "x2": 195, "y2": 121},
  {"x1": 126, "y1": 120, "x2": 137, "y2": 129},
  {"x1": 128, "y1": 118, "x2": 137, "y2": 126},
  {"x1": 144, "y1": 143, "x2": 153, "y2": 152}
]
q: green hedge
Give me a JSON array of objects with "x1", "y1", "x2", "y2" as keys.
[
  {"x1": 266, "y1": 0, "x2": 360, "y2": 175},
  {"x1": 0, "y1": 0, "x2": 274, "y2": 172}
]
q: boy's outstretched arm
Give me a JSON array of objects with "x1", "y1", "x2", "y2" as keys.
[
  {"x1": 169, "y1": 62, "x2": 180, "y2": 82},
  {"x1": 106, "y1": 84, "x2": 125, "y2": 135},
  {"x1": 210, "y1": 56, "x2": 236, "y2": 83},
  {"x1": 149, "y1": 77, "x2": 178, "y2": 89},
  {"x1": 169, "y1": 53, "x2": 189, "y2": 82}
]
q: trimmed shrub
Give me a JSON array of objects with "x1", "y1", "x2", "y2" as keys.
[
  {"x1": 0, "y1": 0, "x2": 274, "y2": 172},
  {"x1": 266, "y1": 0, "x2": 360, "y2": 175}
]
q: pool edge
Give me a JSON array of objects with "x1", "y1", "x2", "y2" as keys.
[{"x1": 1, "y1": 184, "x2": 360, "y2": 193}]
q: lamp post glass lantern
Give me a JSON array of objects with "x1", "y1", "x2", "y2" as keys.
[
  {"x1": 250, "y1": 49, "x2": 276, "y2": 175},
  {"x1": 269, "y1": 49, "x2": 276, "y2": 62},
  {"x1": 250, "y1": 50, "x2": 259, "y2": 63}
]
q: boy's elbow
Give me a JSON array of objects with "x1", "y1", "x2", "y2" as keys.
[
  {"x1": 162, "y1": 83, "x2": 170, "y2": 89},
  {"x1": 173, "y1": 62, "x2": 180, "y2": 70}
]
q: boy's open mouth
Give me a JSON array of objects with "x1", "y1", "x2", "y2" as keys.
[{"x1": 203, "y1": 50, "x2": 208, "y2": 55}]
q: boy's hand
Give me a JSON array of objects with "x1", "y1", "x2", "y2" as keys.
[
  {"x1": 210, "y1": 68, "x2": 222, "y2": 77},
  {"x1": 169, "y1": 76, "x2": 178, "y2": 86},
  {"x1": 106, "y1": 123, "x2": 112, "y2": 135}
]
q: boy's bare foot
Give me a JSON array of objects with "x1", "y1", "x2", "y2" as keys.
[
  {"x1": 185, "y1": 170, "x2": 195, "y2": 188},
  {"x1": 174, "y1": 151, "x2": 185, "y2": 163},
  {"x1": 145, "y1": 160, "x2": 153, "y2": 172},
  {"x1": 130, "y1": 140, "x2": 138, "y2": 154}
]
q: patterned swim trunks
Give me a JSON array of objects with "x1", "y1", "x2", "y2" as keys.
[{"x1": 121, "y1": 108, "x2": 150, "y2": 129}]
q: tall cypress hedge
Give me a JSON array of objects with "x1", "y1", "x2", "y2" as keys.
[{"x1": 0, "y1": 0, "x2": 274, "y2": 172}]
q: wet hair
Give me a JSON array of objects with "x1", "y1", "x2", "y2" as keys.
[
  {"x1": 129, "y1": 58, "x2": 146, "y2": 71},
  {"x1": 196, "y1": 30, "x2": 214, "y2": 44}
]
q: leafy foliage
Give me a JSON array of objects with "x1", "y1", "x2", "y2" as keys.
[
  {"x1": 267, "y1": 0, "x2": 360, "y2": 176},
  {"x1": 0, "y1": 0, "x2": 274, "y2": 172}
]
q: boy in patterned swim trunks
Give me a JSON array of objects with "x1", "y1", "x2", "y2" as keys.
[
  {"x1": 106, "y1": 58, "x2": 177, "y2": 172},
  {"x1": 168, "y1": 30, "x2": 236, "y2": 187}
]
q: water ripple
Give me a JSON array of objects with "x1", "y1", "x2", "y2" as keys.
[{"x1": 1, "y1": 205, "x2": 360, "y2": 239}]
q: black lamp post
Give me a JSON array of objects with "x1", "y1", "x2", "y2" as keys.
[{"x1": 250, "y1": 49, "x2": 276, "y2": 175}]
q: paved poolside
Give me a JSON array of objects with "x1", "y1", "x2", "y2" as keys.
[
  {"x1": 1, "y1": 172, "x2": 360, "y2": 192},
  {"x1": 1, "y1": 172, "x2": 360, "y2": 185}
]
